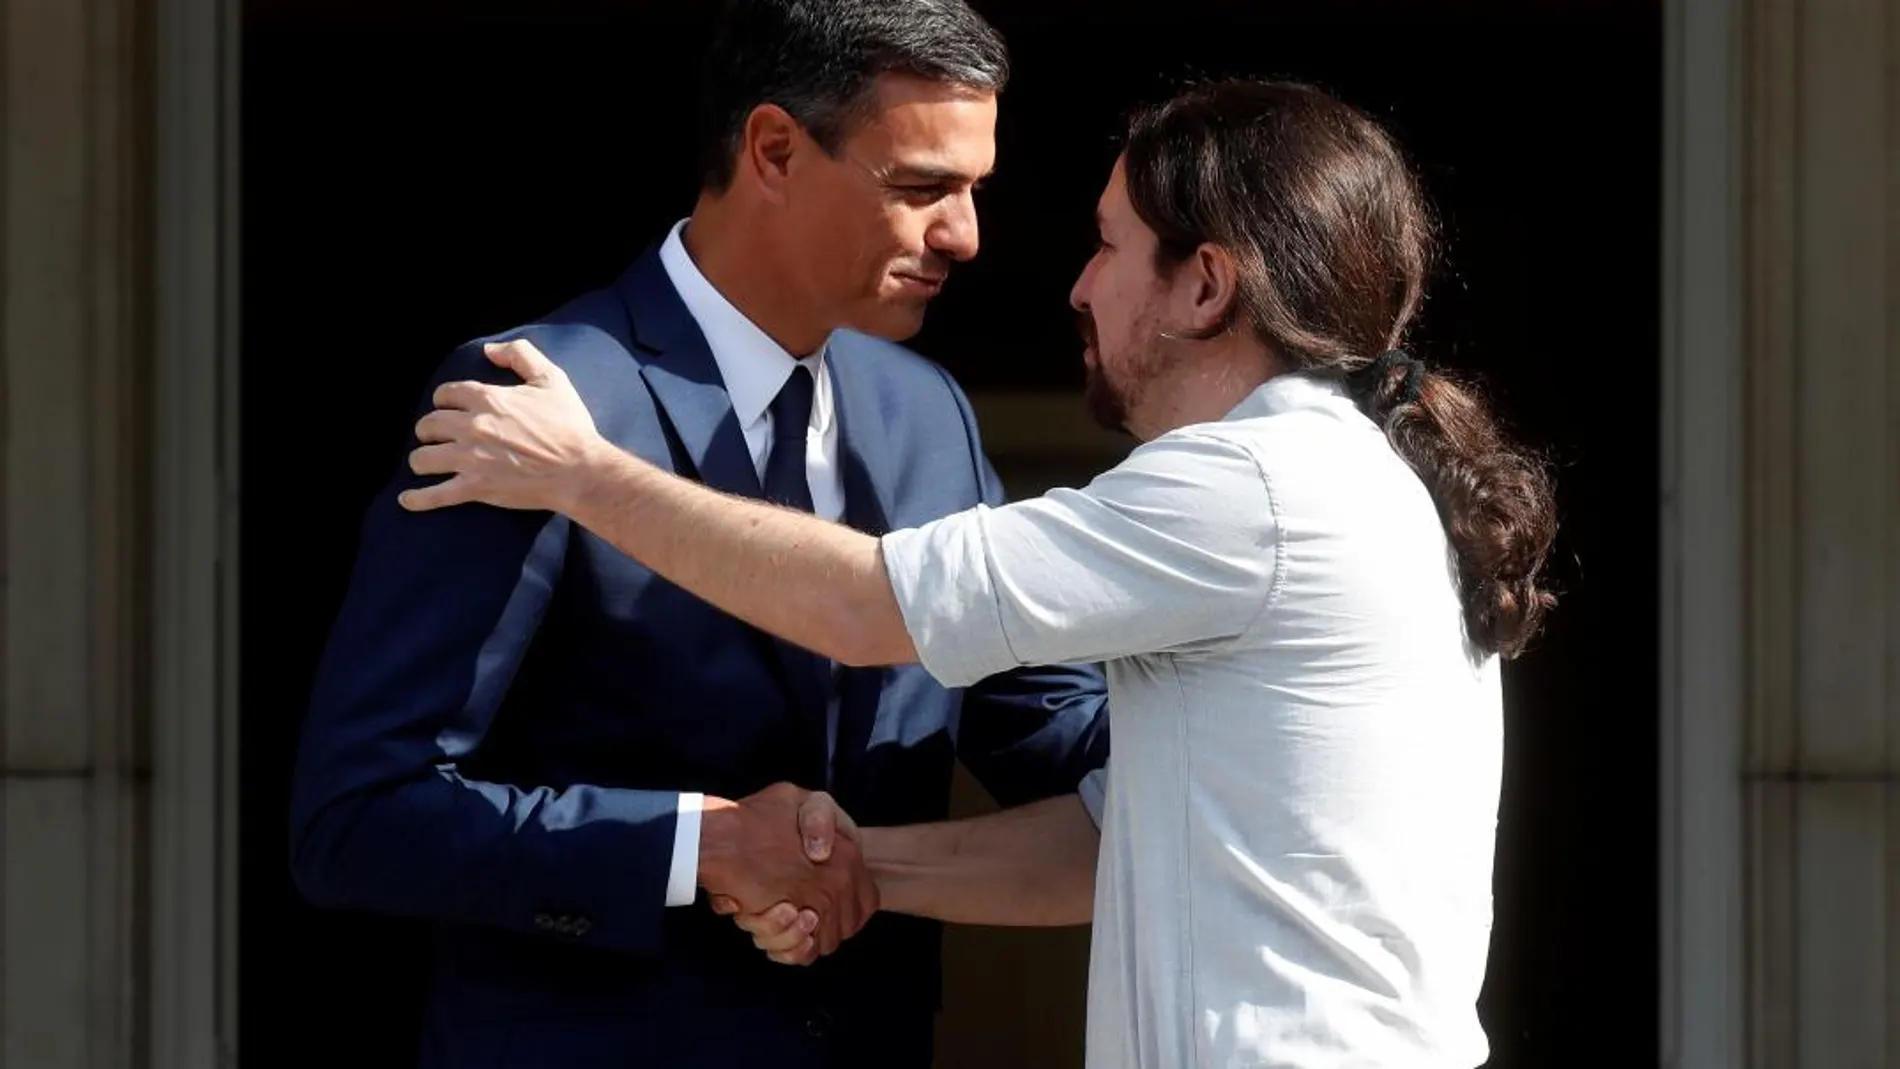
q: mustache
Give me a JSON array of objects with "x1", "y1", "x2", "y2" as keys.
[{"x1": 892, "y1": 255, "x2": 953, "y2": 282}]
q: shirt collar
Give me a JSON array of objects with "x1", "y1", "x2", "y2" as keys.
[
  {"x1": 657, "y1": 218, "x2": 833, "y2": 434},
  {"x1": 1231, "y1": 370, "x2": 1357, "y2": 422}
]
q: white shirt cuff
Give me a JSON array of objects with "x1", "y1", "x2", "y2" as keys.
[
  {"x1": 1077, "y1": 766, "x2": 1108, "y2": 829},
  {"x1": 665, "y1": 792, "x2": 704, "y2": 907}
]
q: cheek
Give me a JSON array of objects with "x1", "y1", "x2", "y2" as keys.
[
  {"x1": 1092, "y1": 268, "x2": 1140, "y2": 339},
  {"x1": 879, "y1": 206, "x2": 930, "y2": 260}
]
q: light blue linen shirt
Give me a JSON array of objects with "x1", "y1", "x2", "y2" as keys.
[{"x1": 882, "y1": 373, "x2": 1502, "y2": 1069}]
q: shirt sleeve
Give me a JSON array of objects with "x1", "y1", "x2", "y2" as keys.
[{"x1": 879, "y1": 429, "x2": 1279, "y2": 688}]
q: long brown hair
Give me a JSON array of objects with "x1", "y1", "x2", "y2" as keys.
[{"x1": 1122, "y1": 79, "x2": 1557, "y2": 658}]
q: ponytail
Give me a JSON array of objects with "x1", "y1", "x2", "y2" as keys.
[
  {"x1": 1120, "y1": 80, "x2": 1559, "y2": 656},
  {"x1": 1348, "y1": 351, "x2": 1557, "y2": 658}
]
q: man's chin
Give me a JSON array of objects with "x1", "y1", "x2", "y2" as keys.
[
  {"x1": 1083, "y1": 378, "x2": 1130, "y2": 435},
  {"x1": 845, "y1": 302, "x2": 929, "y2": 343}
]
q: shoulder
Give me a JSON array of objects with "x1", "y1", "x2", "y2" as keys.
[
  {"x1": 435, "y1": 287, "x2": 639, "y2": 390},
  {"x1": 1049, "y1": 427, "x2": 1279, "y2": 557},
  {"x1": 1118, "y1": 425, "x2": 1273, "y2": 493},
  {"x1": 827, "y1": 329, "x2": 974, "y2": 414}
]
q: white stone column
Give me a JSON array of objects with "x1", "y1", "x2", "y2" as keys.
[
  {"x1": 151, "y1": 0, "x2": 242, "y2": 1063},
  {"x1": 2, "y1": 0, "x2": 152, "y2": 1064},
  {"x1": 1736, "y1": 0, "x2": 1900, "y2": 1065}
]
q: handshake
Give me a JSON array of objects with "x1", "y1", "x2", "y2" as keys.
[{"x1": 695, "y1": 782, "x2": 874, "y2": 967}]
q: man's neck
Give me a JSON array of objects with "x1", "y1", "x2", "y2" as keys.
[
  {"x1": 1130, "y1": 344, "x2": 1281, "y2": 441},
  {"x1": 679, "y1": 197, "x2": 829, "y2": 358}
]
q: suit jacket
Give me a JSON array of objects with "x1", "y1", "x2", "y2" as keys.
[{"x1": 288, "y1": 245, "x2": 1111, "y2": 1069}]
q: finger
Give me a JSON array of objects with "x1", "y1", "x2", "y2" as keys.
[
  {"x1": 852, "y1": 872, "x2": 880, "y2": 938},
  {"x1": 734, "y1": 902, "x2": 801, "y2": 938},
  {"x1": 397, "y1": 476, "x2": 477, "y2": 512},
  {"x1": 766, "y1": 938, "x2": 819, "y2": 967},
  {"x1": 408, "y1": 443, "x2": 470, "y2": 477},
  {"x1": 432, "y1": 379, "x2": 494, "y2": 413},
  {"x1": 799, "y1": 792, "x2": 838, "y2": 862},
  {"x1": 813, "y1": 918, "x2": 844, "y2": 959},
  {"x1": 710, "y1": 895, "x2": 741, "y2": 916},
  {"x1": 484, "y1": 339, "x2": 560, "y2": 386},
  {"x1": 414, "y1": 409, "x2": 474, "y2": 445},
  {"x1": 750, "y1": 913, "x2": 814, "y2": 954},
  {"x1": 753, "y1": 924, "x2": 811, "y2": 955}
]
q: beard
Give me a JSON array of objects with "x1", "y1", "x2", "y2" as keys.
[
  {"x1": 1078, "y1": 309, "x2": 1165, "y2": 434},
  {"x1": 1083, "y1": 360, "x2": 1129, "y2": 433}
]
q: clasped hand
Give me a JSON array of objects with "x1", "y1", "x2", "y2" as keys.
[{"x1": 697, "y1": 783, "x2": 871, "y2": 966}]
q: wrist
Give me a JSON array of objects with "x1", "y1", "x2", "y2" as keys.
[
  {"x1": 695, "y1": 795, "x2": 743, "y2": 891},
  {"x1": 558, "y1": 437, "x2": 633, "y2": 520},
  {"x1": 859, "y1": 826, "x2": 917, "y2": 912}
]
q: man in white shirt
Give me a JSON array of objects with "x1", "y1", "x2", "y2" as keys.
[{"x1": 399, "y1": 79, "x2": 1559, "y2": 1068}]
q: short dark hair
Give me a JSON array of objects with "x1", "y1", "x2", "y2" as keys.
[
  {"x1": 696, "y1": 0, "x2": 1009, "y2": 192},
  {"x1": 1122, "y1": 80, "x2": 1558, "y2": 658}
]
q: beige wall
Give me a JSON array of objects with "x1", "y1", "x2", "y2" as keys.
[
  {"x1": 1735, "y1": 0, "x2": 1900, "y2": 1064},
  {"x1": 2, "y1": 0, "x2": 152, "y2": 1063}
]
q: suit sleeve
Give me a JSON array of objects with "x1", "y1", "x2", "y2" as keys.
[
  {"x1": 932, "y1": 368, "x2": 1111, "y2": 809},
  {"x1": 288, "y1": 342, "x2": 680, "y2": 957}
]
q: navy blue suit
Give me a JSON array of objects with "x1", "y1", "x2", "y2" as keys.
[{"x1": 289, "y1": 246, "x2": 1110, "y2": 1069}]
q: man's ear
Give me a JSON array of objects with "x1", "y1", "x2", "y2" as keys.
[
  {"x1": 739, "y1": 103, "x2": 802, "y2": 204},
  {"x1": 1179, "y1": 243, "x2": 1241, "y2": 336}
]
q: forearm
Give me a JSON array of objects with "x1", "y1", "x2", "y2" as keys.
[
  {"x1": 861, "y1": 794, "x2": 1099, "y2": 926},
  {"x1": 289, "y1": 770, "x2": 679, "y2": 954},
  {"x1": 565, "y1": 448, "x2": 917, "y2": 667}
]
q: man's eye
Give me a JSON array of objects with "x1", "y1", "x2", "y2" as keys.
[{"x1": 895, "y1": 185, "x2": 952, "y2": 204}]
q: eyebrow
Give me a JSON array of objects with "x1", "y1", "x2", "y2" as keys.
[{"x1": 883, "y1": 163, "x2": 992, "y2": 187}]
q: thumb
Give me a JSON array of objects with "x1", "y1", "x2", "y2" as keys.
[
  {"x1": 484, "y1": 339, "x2": 557, "y2": 386},
  {"x1": 798, "y1": 792, "x2": 841, "y2": 862}
]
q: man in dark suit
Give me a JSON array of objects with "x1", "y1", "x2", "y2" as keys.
[{"x1": 287, "y1": 1, "x2": 1108, "y2": 1066}]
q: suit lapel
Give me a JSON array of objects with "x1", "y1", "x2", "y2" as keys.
[
  {"x1": 825, "y1": 335, "x2": 908, "y2": 792},
  {"x1": 826, "y1": 335, "x2": 902, "y2": 536},
  {"x1": 616, "y1": 249, "x2": 829, "y2": 785},
  {"x1": 617, "y1": 254, "x2": 764, "y2": 502}
]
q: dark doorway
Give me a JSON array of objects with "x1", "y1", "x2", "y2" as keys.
[{"x1": 240, "y1": 2, "x2": 1660, "y2": 1066}]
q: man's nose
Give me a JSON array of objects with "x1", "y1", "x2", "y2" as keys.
[
  {"x1": 927, "y1": 192, "x2": 981, "y2": 264},
  {"x1": 1069, "y1": 259, "x2": 1096, "y2": 312}
]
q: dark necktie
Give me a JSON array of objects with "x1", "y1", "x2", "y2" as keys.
[
  {"x1": 763, "y1": 366, "x2": 815, "y2": 512},
  {"x1": 760, "y1": 365, "x2": 831, "y2": 784}
]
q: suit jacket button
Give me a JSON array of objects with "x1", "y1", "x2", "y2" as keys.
[{"x1": 806, "y1": 1011, "x2": 832, "y2": 1039}]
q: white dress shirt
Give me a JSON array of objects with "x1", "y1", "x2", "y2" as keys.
[
  {"x1": 657, "y1": 219, "x2": 844, "y2": 907},
  {"x1": 882, "y1": 372, "x2": 1502, "y2": 1068}
]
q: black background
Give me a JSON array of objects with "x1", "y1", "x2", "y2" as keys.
[{"x1": 241, "y1": 2, "x2": 1660, "y2": 1064}]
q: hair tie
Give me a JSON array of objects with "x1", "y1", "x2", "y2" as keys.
[{"x1": 1347, "y1": 348, "x2": 1425, "y2": 408}]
